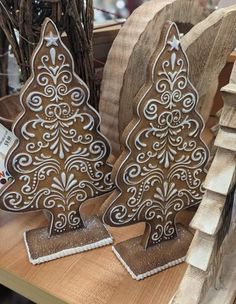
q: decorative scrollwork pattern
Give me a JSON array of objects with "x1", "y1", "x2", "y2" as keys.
[
  {"x1": 104, "y1": 22, "x2": 209, "y2": 248},
  {"x1": 1, "y1": 19, "x2": 113, "y2": 236}
]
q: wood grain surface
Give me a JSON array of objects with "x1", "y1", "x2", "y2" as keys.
[
  {"x1": 99, "y1": 1, "x2": 236, "y2": 158},
  {"x1": 99, "y1": 0, "x2": 206, "y2": 158},
  {"x1": 0, "y1": 210, "x2": 188, "y2": 304},
  {"x1": 171, "y1": 63, "x2": 236, "y2": 304}
]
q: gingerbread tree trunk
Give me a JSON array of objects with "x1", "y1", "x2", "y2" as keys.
[
  {"x1": 103, "y1": 22, "x2": 209, "y2": 280},
  {"x1": 0, "y1": 18, "x2": 114, "y2": 264}
]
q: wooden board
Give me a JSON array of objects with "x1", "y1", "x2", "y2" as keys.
[
  {"x1": 93, "y1": 21, "x2": 124, "y2": 68},
  {"x1": 0, "y1": 210, "x2": 188, "y2": 304},
  {"x1": 171, "y1": 62, "x2": 236, "y2": 304},
  {"x1": 100, "y1": 2, "x2": 236, "y2": 157},
  {"x1": 202, "y1": 230, "x2": 236, "y2": 304},
  {"x1": 99, "y1": 0, "x2": 206, "y2": 158},
  {"x1": 182, "y1": 5, "x2": 236, "y2": 121}
]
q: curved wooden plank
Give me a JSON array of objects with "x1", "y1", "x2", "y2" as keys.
[
  {"x1": 182, "y1": 5, "x2": 236, "y2": 121},
  {"x1": 99, "y1": 0, "x2": 206, "y2": 157},
  {"x1": 100, "y1": 3, "x2": 236, "y2": 157}
]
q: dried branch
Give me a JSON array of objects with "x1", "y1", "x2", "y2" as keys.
[{"x1": 0, "y1": 0, "x2": 97, "y2": 108}]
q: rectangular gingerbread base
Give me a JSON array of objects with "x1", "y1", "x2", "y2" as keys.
[
  {"x1": 24, "y1": 216, "x2": 113, "y2": 265},
  {"x1": 113, "y1": 224, "x2": 193, "y2": 280}
]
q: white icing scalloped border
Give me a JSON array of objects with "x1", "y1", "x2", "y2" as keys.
[
  {"x1": 24, "y1": 231, "x2": 113, "y2": 265},
  {"x1": 112, "y1": 245, "x2": 185, "y2": 280}
]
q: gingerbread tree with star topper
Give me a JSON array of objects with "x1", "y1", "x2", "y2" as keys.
[
  {"x1": 0, "y1": 18, "x2": 114, "y2": 264},
  {"x1": 103, "y1": 22, "x2": 209, "y2": 280}
]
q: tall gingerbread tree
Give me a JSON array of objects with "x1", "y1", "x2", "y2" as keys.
[
  {"x1": 103, "y1": 22, "x2": 209, "y2": 280},
  {"x1": 0, "y1": 18, "x2": 114, "y2": 264}
]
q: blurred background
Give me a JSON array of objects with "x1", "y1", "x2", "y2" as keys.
[{"x1": 93, "y1": 0, "x2": 222, "y2": 22}]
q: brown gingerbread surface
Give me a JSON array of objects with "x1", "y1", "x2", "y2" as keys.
[
  {"x1": 0, "y1": 18, "x2": 114, "y2": 263},
  {"x1": 103, "y1": 21, "x2": 209, "y2": 279},
  {"x1": 25, "y1": 216, "x2": 112, "y2": 264},
  {"x1": 113, "y1": 224, "x2": 192, "y2": 280}
]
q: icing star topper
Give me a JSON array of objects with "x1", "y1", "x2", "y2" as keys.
[
  {"x1": 44, "y1": 31, "x2": 58, "y2": 47},
  {"x1": 168, "y1": 35, "x2": 180, "y2": 51},
  {"x1": 103, "y1": 21, "x2": 209, "y2": 280},
  {"x1": 0, "y1": 18, "x2": 114, "y2": 265}
]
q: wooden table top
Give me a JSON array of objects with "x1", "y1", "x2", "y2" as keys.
[{"x1": 0, "y1": 210, "x2": 187, "y2": 304}]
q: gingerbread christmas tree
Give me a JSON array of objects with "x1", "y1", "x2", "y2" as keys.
[
  {"x1": 0, "y1": 18, "x2": 114, "y2": 264},
  {"x1": 103, "y1": 22, "x2": 209, "y2": 280}
]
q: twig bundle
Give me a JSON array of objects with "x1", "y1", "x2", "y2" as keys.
[{"x1": 0, "y1": 0, "x2": 97, "y2": 108}]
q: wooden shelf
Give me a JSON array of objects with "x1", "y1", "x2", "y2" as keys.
[{"x1": 0, "y1": 210, "x2": 187, "y2": 304}]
